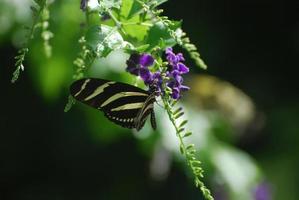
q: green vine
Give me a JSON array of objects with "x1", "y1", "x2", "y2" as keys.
[
  {"x1": 181, "y1": 33, "x2": 207, "y2": 69},
  {"x1": 11, "y1": 0, "x2": 53, "y2": 83},
  {"x1": 162, "y1": 97, "x2": 214, "y2": 200}
]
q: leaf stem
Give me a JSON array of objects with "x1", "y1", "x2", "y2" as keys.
[{"x1": 107, "y1": 9, "x2": 127, "y2": 35}]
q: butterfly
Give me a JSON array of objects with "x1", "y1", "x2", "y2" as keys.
[{"x1": 70, "y1": 78, "x2": 157, "y2": 131}]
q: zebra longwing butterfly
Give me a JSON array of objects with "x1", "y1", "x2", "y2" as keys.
[{"x1": 70, "y1": 78, "x2": 157, "y2": 131}]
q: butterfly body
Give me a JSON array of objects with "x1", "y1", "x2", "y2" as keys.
[{"x1": 70, "y1": 78, "x2": 157, "y2": 131}]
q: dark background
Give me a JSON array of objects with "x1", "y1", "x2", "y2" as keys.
[{"x1": 1, "y1": 0, "x2": 299, "y2": 199}]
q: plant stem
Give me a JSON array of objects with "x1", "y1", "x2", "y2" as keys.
[
  {"x1": 107, "y1": 9, "x2": 127, "y2": 35},
  {"x1": 161, "y1": 96, "x2": 214, "y2": 200}
]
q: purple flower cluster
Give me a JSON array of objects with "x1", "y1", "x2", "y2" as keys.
[
  {"x1": 126, "y1": 48, "x2": 190, "y2": 99},
  {"x1": 165, "y1": 48, "x2": 190, "y2": 99},
  {"x1": 126, "y1": 53, "x2": 163, "y2": 94}
]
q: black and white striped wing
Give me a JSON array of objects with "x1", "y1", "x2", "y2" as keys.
[
  {"x1": 135, "y1": 92, "x2": 156, "y2": 131},
  {"x1": 70, "y1": 78, "x2": 155, "y2": 130}
]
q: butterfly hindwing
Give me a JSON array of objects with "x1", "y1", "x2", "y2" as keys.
[
  {"x1": 135, "y1": 92, "x2": 156, "y2": 131},
  {"x1": 70, "y1": 78, "x2": 156, "y2": 130}
]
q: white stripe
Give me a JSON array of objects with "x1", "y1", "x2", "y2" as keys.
[
  {"x1": 84, "y1": 81, "x2": 115, "y2": 101},
  {"x1": 111, "y1": 102, "x2": 144, "y2": 111},
  {"x1": 100, "y1": 92, "x2": 148, "y2": 107},
  {"x1": 74, "y1": 79, "x2": 90, "y2": 97},
  {"x1": 141, "y1": 104, "x2": 154, "y2": 116}
]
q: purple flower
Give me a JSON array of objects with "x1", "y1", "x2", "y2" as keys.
[
  {"x1": 166, "y1": 47, "x2": 185, "y2": 66},
  {"x1": 177, "y1": 63, "x2": 189, "y2": 74},
  {"x1": 171, "y1": 87, "x2": 180, "y2": 99},
  {"x1": 254, "y1": 182, "x2": 272, "y2": 200},
  {"x1": 140, "y1": 67, "x2": 153, "y2": 85},
  {"x1": 140, "y1": 54, "x2": 154, "y2": 67},
  {"x1": 180, "y1": 85, "x2": 190, "y2": 91},
  {"x1": 80, "y1": 0, "x2": 88, "y2": 11},
  {"x1": 171, "y1": 70, "x2": 183, "y2": 84},
  {"x1": 165, "y1": 48, "x2": 190, "y2": 99},
  {"x1": 126, "y1": 53, "x2": 155, "y2": 76},
  {"x1": 126, "y1": 53, "x2": 141, "y2": 75},
  {"x1": 125, "y1": 48, "x2": 190, "y2": 100}
]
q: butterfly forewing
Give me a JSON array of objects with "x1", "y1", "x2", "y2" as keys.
[{"x1": 70, "y1": 78, "x2": 156, "y2": 130}]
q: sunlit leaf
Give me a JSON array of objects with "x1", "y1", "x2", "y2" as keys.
[{"x1": 85, "y1": 25, "x2": 129, "y2": 57}]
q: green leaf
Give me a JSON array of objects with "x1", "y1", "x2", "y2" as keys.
[
  {"x1": 64, "y1": 95, "x2": 76, "y2": 112},
  {"x1": 11, "y1": 66, "x2": 22, "y2": 83},
  {"x1": 191, "y1": 160, "x2": 202, "y2": 166},
  {"x1": 135, "y1": 44, "x2": 150, "y2": 52},
  {"x1": 173, "y1": 107, "x2": 182, "y2": 115},
  {"x1": 120, "y1": 0, "x2": 143, "y2": 19},
  {"x1": 122, "y1": 15, "x2": 150, "y2": 41},
  {"x1": 174, "y1": 111, "x2": 184, "y2": 119},
  {"x1": 127, "y1": 0, "x2": 143, "y2": 19},
  {"x1": 85, "y1": 25, "x2": 129, "y2": 57},
  {"x1": 186, "y1": 144, "x2": 195, "y2": 150},
  {"x1": 179, "y1": 144, "x2": 184, "y2": 154},
  {"x1": 146, "y1": 21, "x2": 178, "y2": 50},
  {"x1": 187, "y1": 148, "x2": 196, "y2": 155},
  {"x1": 183, "y1": 132, "x2": 192, "y2": 138},
  {"x1": 178, "y1": 128, "x2": 185, "y2": 133},
  {"x1": 179, "y1": 120, "x2": 188, "y2": 128},
  {"x1": 120, "y1": 0, "x2": 133, "y2": 18}
]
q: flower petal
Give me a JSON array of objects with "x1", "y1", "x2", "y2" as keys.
[
  {"x1": 140, "y1": 67, "x2": 153, "y2": 84},
  {"x1": 126, "y1": 53, "x2": 141, "y2": 75},
  {"x1": 177, "y1": 63, "x2": 189, "y2": 74},
  {"x1": 177, "y1": 53, "x2": 185, "y2": 62},
  {"x1": 180, "y1": 85, "x2": 190, "y2": 91},
  {"x1": 171, "y1": 87, "x2": 180, "y2": 99},
  {"x1": 139, "y1": 54, "x2": 154, "y2": 67}
]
